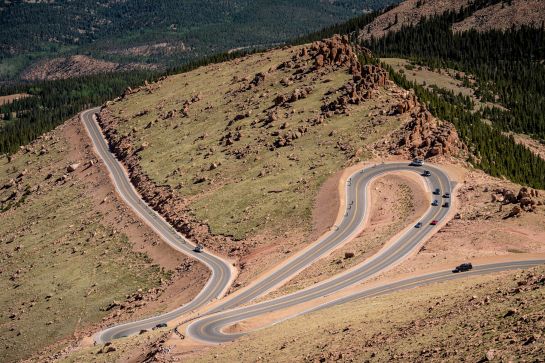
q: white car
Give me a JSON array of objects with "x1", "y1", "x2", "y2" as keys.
[{"x1": 411, "y1": 158, "x2": 424, "y2": 167}]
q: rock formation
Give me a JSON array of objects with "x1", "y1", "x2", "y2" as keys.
[
  {"x1": 491, "y1": 187, "x2": 541, "y2": 217},
  {"x1": 385, "y1": 91, "x2": 466, "y2": 158}
]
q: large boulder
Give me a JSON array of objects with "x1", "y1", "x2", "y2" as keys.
[
  {"x1": 505, "y1": 205, "x2": 522, "y2": 219},
  {"x1": 67, "y1": 163, "x2": 80, "y2": 173}
]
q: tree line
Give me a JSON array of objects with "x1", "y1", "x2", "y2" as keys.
[
  {"x1": 364, "y1": 6, "x2": 545, "y2": 140},
  {"x1": 387, "y1": 65, "x2": 545, "y2": 189},
  {"x1": 0, "y1": 49, "x2": 256, "y2": 155},
  {"x1": 360, "y1": 1, "x2": 545, "y2": 188}
]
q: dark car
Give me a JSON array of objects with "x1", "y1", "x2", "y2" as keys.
[
  {"x1": 153, "y1": 323, "x2": 168, "y2": 329},
  {"x1": 443, "y1": 202, "x2": 450, "y2": 208},
  {"x1": 443, "y1": 192, "x2": 451, "y2": 198},
  {"x1": 452, "y1": 263, "x2": 473, "y2": 273},
  {"x1": 423, "y1": 170, "x2": 431, "y2": 177},
  {"x1": 415, "y1": 222, "x2": 423, "y2": 228},
  {"x1": 433, "y1": 188, "x2": 440, "y2": 195},
  {"x1": 432, "y1": 200, "x2": 439, "y2": 206}
]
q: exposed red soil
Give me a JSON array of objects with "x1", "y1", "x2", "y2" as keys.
[{"x1": 21, "y1": 55, "x2": 158, "y2": 81}]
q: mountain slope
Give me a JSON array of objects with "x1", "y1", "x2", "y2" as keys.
[
  {"x1": 0, "y1": 0, "x2": 400, "y2": 81},
  {"x1": 358, "y1": 0, "x2": 545, "y2": 41},
  {"x1": 95, "y1": 35, "x2": 465, "y2": 291},
  {"x1": 183, "y1": 266, "x2": 545, "y2": 362},
  {"x1": 0, "y1": 117, "x2": 207, "y2": 362}
]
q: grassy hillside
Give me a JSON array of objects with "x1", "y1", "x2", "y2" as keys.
[
  {"x1": 97, "y1": 38, "x2": 419, "y2": 286},
  {"x1": 186, "y1": 266, "x2": 545, "y2": 362},
  {"x1": 102, "y1": 45, "x2": 400, "y2": 241},
  {"x1": 0, "y1": 0, "x2": 399, "y2": 80},
  {"x1": 0, "y1": 121, "x2": 168, "y2": 362}
]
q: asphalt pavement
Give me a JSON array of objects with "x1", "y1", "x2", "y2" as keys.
[
  {"x1": 82, "y1": 108, "x2": 234, "y2": 343},
  {"x1": 84, "y1": 107, "x2": 508, "y2": 346},
  {"x1": 187, "y1": 259, "x2": 545, "y2": 343}
]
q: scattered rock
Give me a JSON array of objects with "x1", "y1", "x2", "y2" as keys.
[
  {"x1": 67, "y1": 163, "x2": 80, "y2": 173},
  {"x1": 485, "y1": 349, "x2": 497, "y2": 361},
  {"x1": 505, "y1": 205, "x2": 522, "y2": 219},
  {"x1": 193, "y1": 176, "x2": 207, "y2": 184},
  {"x1": 503, "y1": 308, "x2": 517, "y2": 317},
  {"x1": 98, "y1": 342, "x2": 117, "y2": 354}
]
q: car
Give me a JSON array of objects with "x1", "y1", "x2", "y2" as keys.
[
  {"x1": 153, "y1": 323, "x2": 168, "y2": 330},
  {"x1": 433, "y1": 188, "x2": 440, "y2": 195},
  {"x1": 410, "y1": 158, "x2": 424, "y2": 167},
  {"x1": 415, "y1": 222, "x2": 423, "y2": 228},
  {"x1": 443, "y1": 192, "x2": 451, "y2": 198},
  {"x1": 430, "y1": 220, "x2": 439, "y2": 225},
  {"x1": 452, "y1": 262, "x2": 473, "y2": 273},
  {"x1": 443, "y1": 202, "x2": 450, "y2": 208},
  {"x1": 194, "y1": 244, "x2": 204, "y2": 253},
  {"x1": 422, "y1": 170, "x2": 431, "y2": 177},
  {"x1": 432, "y1": 200, "x2": 439, "y2": 206}
]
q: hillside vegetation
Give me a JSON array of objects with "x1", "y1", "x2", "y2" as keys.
[
  {"x1": 355, "y1": 0, "x2": 545, "y2": 188},
  {"x1": 96, "y1": 36, "x2": 436, "y2": 285},
  {"x1": 0, "y1": 121, "x2": 169, "y2": 362},
  {"x1": 0, "y1": 0, "x2": 399, "y2": 81},
  {"x1": 0, "y1": 6, "x2": 384, "y2": 156},
  {"x1": 185, "y1": 266, "x2": 545, "y2": 362}
]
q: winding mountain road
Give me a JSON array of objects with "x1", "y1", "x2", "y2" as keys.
[
  {"x1": 188, "y1": 259, "x2": 545, "y2": 343},
  {"x1": 204, "y1": 161, "x2": 451, "y2": 315},
  {"x1": 82, "y1": 108, "x2": 235, "y2": 343},
  {"x1": 83, "y1": 106, "x2": 452, "y2": 342},
  {"x1": 83, "y1": 107, "x2": 541, "y2": 347}
]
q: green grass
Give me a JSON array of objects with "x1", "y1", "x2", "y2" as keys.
[
  {"x1": 108, "y1": 47, "x2": 402, "y2": 240},
  {"x1": 186, "y1": 266, "x2": 545, "y2": 362},
  {"x1": 0, "y1": 134, "x2": 166, "y2": 362}
]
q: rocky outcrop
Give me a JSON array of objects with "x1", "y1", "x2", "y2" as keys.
[
  {"x1": 386, "y1": 92, "x2": 466, "y2": 159},
  {"x1": 305, "y1": 35, "x2": 368, "y2": 71},
  {"x1": 66, "y1": 163, "x2": 80, "y2": 173},
  {"x1": 321, "y1": 64, "x2": 388, "y2": 117},
  {"x1": 491, "y1": 187, "x2": 541, "y2": 217},
  {"x1": 305, "y1": 36, "x2": 388, "y2": 118},
  {"x1": 271, "y1": 35, "x2": 389, "y2": 141}
]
